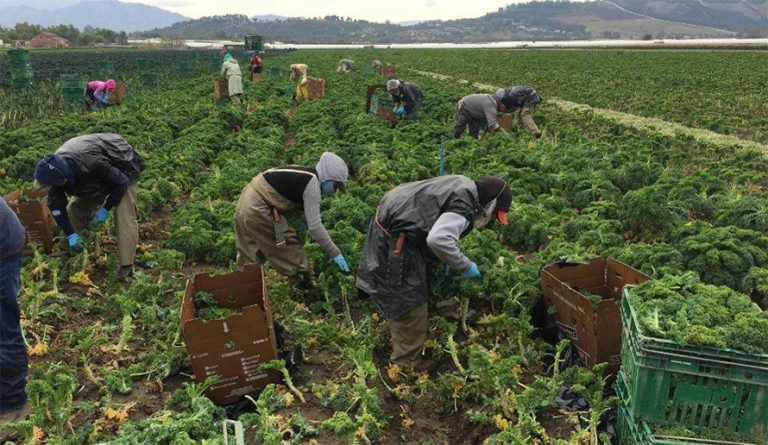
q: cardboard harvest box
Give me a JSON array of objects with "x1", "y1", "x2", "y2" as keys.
[
  {"x1": 305, "y1": 77, "x2": 325, "y2": 100},
  {"x1": 540, "y1": 258, "x2": 651, "y2": 375},
  {"x1": 382, "y1": 66, "x2": 397, "y2": 79},
  {"x1": 4, "y1": 189, "x2": 57, "y2": 253},
  {"x1": 180, "y1": 264, "x2": 280, "y2": 405},
  {"x1": 213, "y1": 79, "x2": 229, "y2": 99},
  {"x1": 497, "y1": 113, "x2": 515, "y2": 132}
]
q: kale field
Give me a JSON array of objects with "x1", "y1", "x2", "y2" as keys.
[{"x1": 1, "y1": 48, "x2": 767, "y2": 445}]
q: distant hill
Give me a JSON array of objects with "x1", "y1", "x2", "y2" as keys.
[
  {"x1": 0, "y1": 0, "x2": 188, "y2": 32},
  {"x1": 613, "y1": 0, "x2": 768, "y2": 32},
  {"x1": 140, "y1": 0, "x2": 765, "y2": 43}
]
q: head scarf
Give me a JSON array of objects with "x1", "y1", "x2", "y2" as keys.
[{"x1": 315, "y1": 152, "x2": 349, "y2": 192}]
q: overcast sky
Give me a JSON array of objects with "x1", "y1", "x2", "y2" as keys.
[{"x1": 124, "y1": 0, "x2": 541, "y2": 22}]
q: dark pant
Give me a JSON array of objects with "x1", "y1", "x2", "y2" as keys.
[
  {"x1": 404, "y1": 99, "x2": 422, "y2": 122},
  {"x1": 453, "y1": 109, "x2": 481, "y2": 139},
  {"x1": 0, "y1": 251, "x2": 27, "y2": 414}
]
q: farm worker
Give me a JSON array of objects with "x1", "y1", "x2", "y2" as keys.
[
  {"x1": 220, "y1": 53, "x2": 244, "y2": 104},
  {"x1": 493, "y1": 86, "x2": 543, "y2": 138},
  {"x1": 337, "y1": 59, "x2": 355, "y2": 72},
  {"x1": 33, "y1": 134, "x2": 145, "y2": 281},
  {"x1": 85, "y1": 78, "x2": 116, "y2": 110},
  {"x1": 386, "y1": 79, "x2": 423, "y2": 122},
  {"x1": 249, "y1": 54, "x2": 263, "y2": 81},
  {"x1": 235, "y1": 152, "x2": 351, "y2": 279},
  {"x1": 290, "y1": 63, "x2": 308, "y2": 81},
  {"x1": 452, "y1": 93, "x2": 508, "y2": 139},
  {"x1": 357, "y1": 175, "x2": 512, "y2": 366},
  {"x1": 372, "y1": 59, "x2": 383, "y2": 74},
  {"x1": 0, "y1": 198, "x2": 29, "y2": 433}
]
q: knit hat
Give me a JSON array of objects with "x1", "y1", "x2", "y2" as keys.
[
  {"x1": 316, "y1": 152, "x2": 349, "y2": 192},
  {"x1": 223, "y1": 53, "x2": 233, "y2": 62},
  {"x1": 105, "y1": 79, "x2": 116, "y2": 89},
  {"x1": 475, "y1": 176, "x2": 512, "y2": 225},
  {"x1": 386, "y1": 79, "x2": 401, "y2": 91},
  {"x1": 34, "y1": 155, "x2": 70, "y2": 187}
]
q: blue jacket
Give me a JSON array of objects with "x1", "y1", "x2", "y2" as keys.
[{"x1": 0, "y1": 198, "x2": 25, "y2": 258}]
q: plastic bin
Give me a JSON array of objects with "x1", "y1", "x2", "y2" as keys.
[
  {"x1": 616, "y1": 372, "x2": 757, "y2": 445},
  {"x1": 60, "y1": 74, "x2": 88, "y2": 89},
  {"x1": 619, "y1": 289, "x2": 768, "y2": 441}
]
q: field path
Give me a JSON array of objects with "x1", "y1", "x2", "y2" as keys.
[{"x1": 409, "y1": 68, "x2": 768, "y2": 153}]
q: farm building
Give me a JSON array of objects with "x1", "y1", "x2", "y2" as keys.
[{"x1": 27, "y1": 32, "x2": 69, "y2": 49}]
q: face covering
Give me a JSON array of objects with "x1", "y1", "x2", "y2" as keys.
[
  {"x1": 474, "y1": 199, "x2": 497, "y2": 230},
  {"x1": 321, "y1": 180, "x2": 336, "y2": 196}
]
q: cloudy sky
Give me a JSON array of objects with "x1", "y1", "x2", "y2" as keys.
[{"x1": 125, "y1": 0, "x2": 537, "y2": 22}]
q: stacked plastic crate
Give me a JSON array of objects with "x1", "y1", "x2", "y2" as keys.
[{"x1": 617, "y1": 288, "x2": 768, "y2": 444}]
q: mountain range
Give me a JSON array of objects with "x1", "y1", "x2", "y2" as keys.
[
  {"x1": 0, "y1": 0, "x2": 187, "y2": 32},
  {"x1": 142, "y1": 1, "x2": 768, "y2": 43},
  {"x1": 1, "y1": 0, "x2": 767, "y2": 40}
]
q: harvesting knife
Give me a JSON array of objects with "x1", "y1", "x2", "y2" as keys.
[{"x1": 272, "y1": 207, "x2": 286, "y2": 247}]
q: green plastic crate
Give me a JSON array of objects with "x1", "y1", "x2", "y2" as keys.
[
  {"x1": 369, "y1": 94, "x2": 393, "y2": 113},
  {"x1": 60, "y1": 74, "x2": 88, "y2": 89},
  {"x1": 620, "y1": 289, "x2": 768, "y2": 440},
  {"x1": 617, "y1": 372, "x2": 757, "y2": 445},
  {"x1": 7, "y1": 49, "x2": 30, "y2": 65},
  {"x1": 61, "y1": 90, "x2": 85, "y2": 112},
  {"x1": 11, "y1": 77, "x2": 32, "y2": 89}
]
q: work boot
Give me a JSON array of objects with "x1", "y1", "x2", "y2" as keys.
[
  {"x1": 0, "y1": 402, "x2": 32, "y2": 441},
  {"x1": 117, "y1": 265, "x2": 134, "y2": 282},
  {"x1": 534, "y1": 131, "x2": 542, "y2": 139}
]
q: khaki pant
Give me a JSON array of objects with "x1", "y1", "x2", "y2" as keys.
[
  {"x1": 389, "y1": 297, "x2": 462, "y2": 365},
  {"x1": 68, "y1": 184, "x2": 138, "y2": 266},
  {"x1": 519, "y1": 103, "x2": 540, "y2": 134},
  {"x1": 235, "y1": 176, "x2": 307, "y2": 276}
]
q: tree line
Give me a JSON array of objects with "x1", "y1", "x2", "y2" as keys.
[{"x1": 0, "y1": 23, "x2": 128, "y2": 46}]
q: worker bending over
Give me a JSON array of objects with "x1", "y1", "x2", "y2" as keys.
[
  {"x1": 357, "y1": 175, "x2": 511, "y2": 366},
  {"x1": 235, "y1": 152, "x2": 351, "y2": 279}
]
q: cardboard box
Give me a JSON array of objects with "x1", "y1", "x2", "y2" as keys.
[
  {"x1": 376, "y1": 108, "x2": 397, "y2": 127},
  {"x1": 306, "y1": 77, "x2": 325, "y2": 100},
  {"x1": 382, "y1": 66, "x2": 397, "y2": 79},
  {"x1": 250, "y1": 72, "x2": 262, "y2": 83},
  {"x1": 497, "y1": 113, "x2": 515, "y2": 132},
  {"x1": 214, "y1": 79, "x2": 229, "y2": 100},
  {"x1": 109, "y1": 81, "x2": 127, "y2": 105},
  {"x1": 180, "y1": 264, "x2": 280, "y2": 405},
  {"x1": 540, "y1": 258, "x2": 651, "y2": 375},
  {"x1": 4, "y1": 189, "x2": 57, "y2": 253}
]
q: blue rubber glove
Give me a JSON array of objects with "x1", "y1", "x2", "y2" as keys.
[
  {"x1": 394, "y1": 105, "x2": 405, "y2": 115},
  {"x1": 68, "y1": 233, "x2": 84, "y2": 253},
  {"x1": 298, "y1": 220, "x2": 307, "y2": 231},
  {"x1": 93, "y1": 207, "x2": 109, "y2": 225},
  {"x1": 444, "y1": 264, "x2": 451, "y2": 276},
  {"x1": 333, "y1": 254, "x2": 350, "y2": 273},
  {"x1": 461, "y1": 262, "x2": 481, "y2": 279}
]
